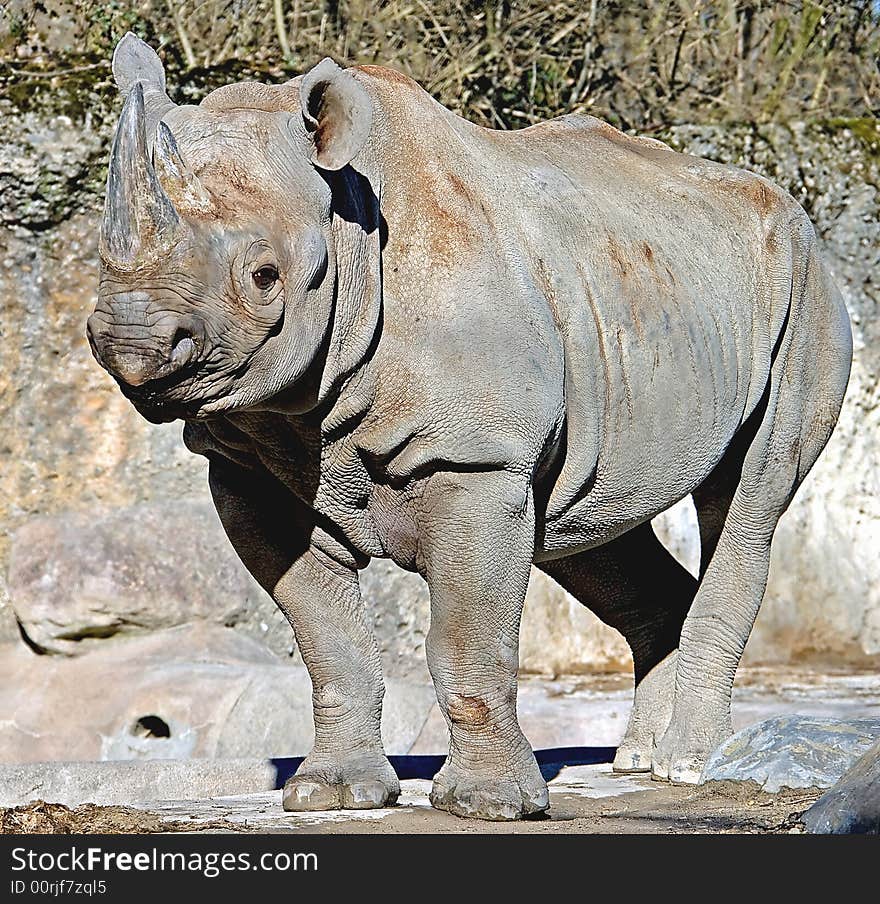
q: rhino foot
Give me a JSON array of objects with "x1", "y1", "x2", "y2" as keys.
[
  {"x1": 613, "y1": 744, "x2": 653, "y2": 774},
  {"x1": 613, "y1": 694, "x2": 672, "y2": 774},
  {"x1": 652, "y1": 717, "x2": 732, "y2": 785},
  {"x1": 429, "y1": 761, "x2": 549, "y2": 821},
  {"x1": 613, "y1": 652, "x2": 677, "y2": 774},
  {"x1": 282, "y1": 753, "x2": 399, "y2": 812}
]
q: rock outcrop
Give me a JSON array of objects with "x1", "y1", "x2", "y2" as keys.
[
  {"x1": 0, "y1": 625, "x2": 437, "y2": 762},
  {"x1": 701, "y1": 714, "x2": 880, "y2": 792},
  {"x1": 8, "y1": 501, "x2": 293, "y2": 657},
  {"x1": 803, "y1": 737, "x2": 880, "y2": 834}
]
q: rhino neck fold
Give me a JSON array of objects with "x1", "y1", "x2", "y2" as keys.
[{"x1": 316, "y1": 152, "x2": 385, "y2": 407}]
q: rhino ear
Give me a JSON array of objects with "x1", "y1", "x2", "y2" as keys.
[
  {"x1": 112, "y1": 32, "x2": 166, "y2": 96},
  {"x1": 112, "y1": 33, "x2": 177, "y2": 153},
  {"x1": 300, "y1": 58, "x2": 372, "y2": 171}
]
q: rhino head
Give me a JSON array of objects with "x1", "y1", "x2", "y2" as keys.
[{"x1": 87, "y1": 33, "x2": 375, "y2": 422}]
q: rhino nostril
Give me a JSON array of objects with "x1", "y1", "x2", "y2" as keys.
[{"x1": 169, "y1": 329, "x2": 196, "y2": 370}]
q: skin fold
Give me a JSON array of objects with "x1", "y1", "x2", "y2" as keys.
[{"x1": 87, "y1": 33, "x2": 853, "y2": 820}]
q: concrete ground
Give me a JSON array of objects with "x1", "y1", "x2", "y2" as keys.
[
  {"x1": 138, "y1": 765, "x2": 818, "y2": 834},
  {"x1": 1, "y1": 667, "x2": 877, "y2": 834},
  {"x1": 0, "y1": 765, "x2": 820, "y2": 834}
]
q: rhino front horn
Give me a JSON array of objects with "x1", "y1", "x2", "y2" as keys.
[{"x1": 100, "y1": 82, "x2": 180, "y2": 270}]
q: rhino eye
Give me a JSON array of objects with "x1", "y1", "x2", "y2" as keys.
[{"x1": 252, "y1": 265, "x2": 279, "y2": 290}]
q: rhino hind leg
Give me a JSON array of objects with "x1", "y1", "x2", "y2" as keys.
[
  {"x1": 613, "y1": 652, "x2": 678, "y2": 773},
  {"x1": 539, "y1": 522, "x2": 697, "y2": 773},
  {"x1": 654, "y1": 228, "x2": 852, "y2": 785},
  {"x1": 654, "y1": 421, "x2": 802, "y2": 784}
]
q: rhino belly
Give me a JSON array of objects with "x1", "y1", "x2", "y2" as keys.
[{"x1": 537, "y1": 286, "x2": 759, "y2": 557}]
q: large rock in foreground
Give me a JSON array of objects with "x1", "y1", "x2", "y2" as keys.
[
  {"x1": 0, "y1": 626, "x2": 436, "y2": 762},
  {"x1": 702, "y1": 715, "x2": 880, "y2": 792},
  {"x1": 802, "y1": 738, "x2": 880, "y2": 834}
]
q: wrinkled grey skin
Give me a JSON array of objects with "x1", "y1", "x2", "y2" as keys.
[{"x1": 88, "y1": 33, "x2": 852, "y2": 820}]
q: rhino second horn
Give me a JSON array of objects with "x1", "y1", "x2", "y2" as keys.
[
  {"x1": 154, "y1": 122, "x2": 212, "y2": 215},
  {"x1": 100, "y1": 82, "x2": 180, "y2": 270}
]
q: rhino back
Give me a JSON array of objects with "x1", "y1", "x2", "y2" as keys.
[
  {"x1": 350, "y1": 69, "x2": 807, "y2": 549},
  {"x1": 494, "y1": 118, "x2": 798, "y2": 544}
]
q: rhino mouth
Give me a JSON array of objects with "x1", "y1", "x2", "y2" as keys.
[
  {"x1": 119, "y1": 361, "x2": 251, "y2": 423},
  {"x1": 124, "y1": 393, "x2": 193, "y2": 424},
  {"x1": 116, "y1": 315, "x2": 293, "y2": 423},
  {"x1": 118, "y1": 366, "x2": 205, "y2": 423}
]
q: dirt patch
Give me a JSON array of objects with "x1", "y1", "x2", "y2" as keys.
[
  {"x1": 322, "y1": 781, "x2": 818, "y2": 835},
  {"x1": 1, "y1": 781, "x2": 822, "y2": 835},
  {"x1": 576, "y1": 781, "x2": 818, "y2": 835},
  {"x1": 0, "y1": 800, "x2": 231, "y2": 835}
]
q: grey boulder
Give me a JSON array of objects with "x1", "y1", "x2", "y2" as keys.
[
  {"x1": 7, "y1": 501, "x2": 293, "y2": 657},
  {"x1": 0, "y1": 625, "x2": 436, "y2": 763},
  {"x1": 0, "y1": 759, "x2": 280, "y2": 808},
  {"x1": 802, "y1": 737, "x2": 880, "y2": 834},
  {"x1": 701, "y1": 714, "x2": 880, "y2": 792}
]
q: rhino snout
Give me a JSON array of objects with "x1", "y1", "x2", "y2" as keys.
[{"x1": 87, "y1": 312, "x2": 203, "y2": 389}]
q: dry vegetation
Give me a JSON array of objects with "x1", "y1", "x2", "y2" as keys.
[{"x1": 1, "y1": 1, "x2": 878, "y2": 129}]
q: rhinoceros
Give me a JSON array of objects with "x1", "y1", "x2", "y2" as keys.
[{"x1": 87, "y1": 33, "x2": 852, "y2": 820}]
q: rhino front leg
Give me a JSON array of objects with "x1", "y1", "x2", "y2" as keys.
[
  {"x1": 208, "y1": 459, "x2": 398, "y2": 811},
  {"x1": 418, "y1": 471, "x2": 548, "y2": 821}
]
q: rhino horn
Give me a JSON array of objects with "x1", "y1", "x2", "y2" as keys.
[
  {"x1": 153, "y1": 121, "x2": 212, "y2": 215},
  {"x1": 100, "y1": 82, "x2": 180, "y2": 270}
]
